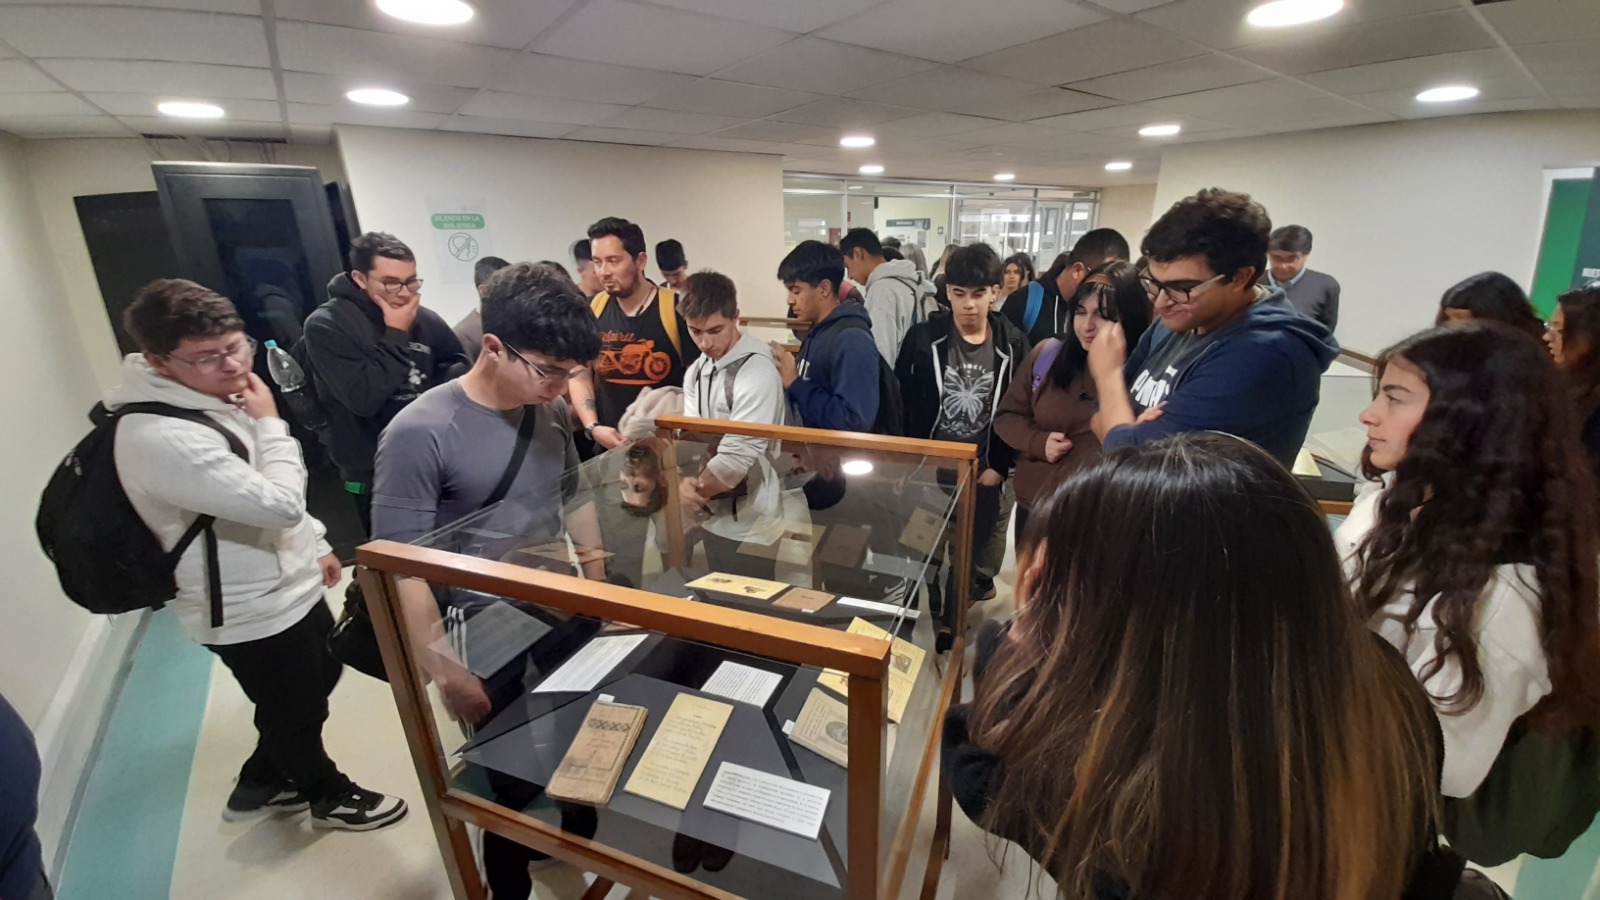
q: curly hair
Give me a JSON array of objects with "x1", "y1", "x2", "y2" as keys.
[
  {"x1": 1141, "y1": 188, "x2": 1271, "y2": 285},
  {"x1": 1556, "y1": 285, "x2": 1600, "y2": 425},
  {"x1": 481, "y1": 262, "x2": 600, "y2": 363},
  {"x1": 1354, "y1": 322, "x2": 1600, "y2": 732}
]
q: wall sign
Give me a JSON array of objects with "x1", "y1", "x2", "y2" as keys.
[
  {"x1": 885, "y1": 218, "x2": 931, "y2": 229},
  {"x1": 427, "y1": 197, "x2": 494, "y2": 285}
]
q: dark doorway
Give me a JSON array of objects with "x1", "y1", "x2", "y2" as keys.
[{"x1": 74, "y1": 191, "x2": 180, "y2": 356}]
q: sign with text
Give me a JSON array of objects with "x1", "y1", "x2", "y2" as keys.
[
  {"x1": 885, "y1": 218, "x2": 931, "y2": 229},
  {"x1": 427, "y1": 197, "x2": 494, "y2": 285}
]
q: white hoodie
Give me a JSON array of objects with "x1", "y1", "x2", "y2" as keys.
[
  {"x1": 681, "y1": 332, "x2": 786, "y2": 545},
  {"x1": 106, "y1": 354, "x2": 332, "y2": 646}
]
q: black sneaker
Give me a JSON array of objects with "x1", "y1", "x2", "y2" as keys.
[
  {"x1": 222, "y1": 781, "x2": 310, "y2": 822},
  {"x1": 310, "y1": 784, "x2": 408, "y2": 832}
]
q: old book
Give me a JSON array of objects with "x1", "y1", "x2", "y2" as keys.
[
  {"x1": 686, "y1": 572, "x2": 790, "y2": 600},
  {"x1": 816, "y1": 618, "x2": 927, "y2": 723},
  {"x1": 817, "y1": 524, "x2": 871, "y2": 568},
  {"x1": 771, "y1": 587, "x2": 836, "y2": 613},
  {"x1": 789, "y1": 689, "x2": 898, "y2": 770},
  {"x1": 623, "y1": 693, "x2": 734, "y2": 810},
  {"x1": 897, "y1": 507, "x2": 945, "y2": 557},
  {"x1": 546, "y1": 700, "x2": 649, "y2": 806}
]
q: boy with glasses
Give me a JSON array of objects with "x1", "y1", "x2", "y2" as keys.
[
  {"x1": 1087, "y1": 189, "x2": 1339, "y2": 467},
  {"x1": 304, "y1": 231, "x2": 467, "y2": 532},
  {"x1": 109, "y1": 279, "x2": 408, "y2": 831}
]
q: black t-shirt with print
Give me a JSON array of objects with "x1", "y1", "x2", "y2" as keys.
[
  {"x1": 593, "y1": 289, "x2": 699, "y2": 427},
  {"x1": 933, "y1": 332, "x2": 997, "y2": 443}
]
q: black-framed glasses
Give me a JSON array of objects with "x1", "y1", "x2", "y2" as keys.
[
  {"x1": 371, "y1": 277, "x2": 424, "y2": 295},
  {"x1": 167, "y1": 335, "x2": 257, "y2": 374},
  {"x1": 1138, "y1": 269, "x2": 1226, "y2": 305},
  {"x1": 503, "y1": 343, "x2": 584, "y2": 385}
]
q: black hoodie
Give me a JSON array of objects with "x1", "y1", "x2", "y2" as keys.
[
  {"x1": 302, "y1": 273, "x2": 467, "y2": 483},
  {"x1": 894, "y1": 309, "x2": 1029, "y2": 474}
]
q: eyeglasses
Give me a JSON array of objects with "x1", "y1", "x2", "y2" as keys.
[
  {"x1": 1138, "y1": 270, "x2": 1226, "y2": 305},
  {"x1": 503, "y1": 343, "x2": 585, "y2": 385},
  {"x1": 370, "y1": 277, "x2": 424, "y2": 295},
  {"x1": 167, "y1": 336, "x2": 257, "y2": 374}
]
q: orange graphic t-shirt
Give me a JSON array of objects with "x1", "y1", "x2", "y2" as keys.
[{"x1": 592, "y1": 292, "x2": 697, "y2": 426}]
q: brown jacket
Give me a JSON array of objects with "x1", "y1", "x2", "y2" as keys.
[{"x1": 993, "y1": 341, "x2": 1102, "y2": 511}]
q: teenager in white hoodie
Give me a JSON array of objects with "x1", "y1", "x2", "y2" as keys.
[
  {"x1": 1336, "y1": 323, "x2": 1600, "y2": 822},
  {"x1": 110, "y1": 279, "x2": 406, "y2": 831},
  {"x1": 677, "y1": 271, "x2": 788, "y2": 579}
]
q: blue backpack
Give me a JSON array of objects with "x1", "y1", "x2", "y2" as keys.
[{"x1": 1021, "y1": 281, "x2": 1047, "y2": 333}]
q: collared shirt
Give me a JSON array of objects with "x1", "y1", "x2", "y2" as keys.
[{"x1": 1269, "y1": 268, "x2": 1308, "y2": 291}]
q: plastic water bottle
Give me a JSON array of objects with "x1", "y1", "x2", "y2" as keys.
[{"x1": 263, "y1": 340, "x2": 327, "y2": 431}]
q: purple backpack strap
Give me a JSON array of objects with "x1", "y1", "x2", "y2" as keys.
[{"x1": 1030, "y1": 338, "x2": 1062, "y2": 391}]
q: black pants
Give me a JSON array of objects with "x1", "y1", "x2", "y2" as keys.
[
  {"x1": 929, "y1": 481, "x2": 1004, "y2": 631},
  {"x1": 206, "y1": 600, "x2": 347, "y2": 803},
  {"x1": 701, "y1": 530, "x2": 778, "y2": 582},
  {"x1": 352, "y1": 489, "x2": 372, "y2": 536}
]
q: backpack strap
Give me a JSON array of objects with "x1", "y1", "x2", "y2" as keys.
[
  {"x1": 658, "y1": 287, "x2": 683, "y2": 359},
  {"x1": 719, "y1": 354, "x2": 756, "y2": 414},
  {"x1": 1030, "y1": 339, "x2": 1063, "y2": 392},
  {"x1": 482, "y1": 405, "x2": 539, "y2": 509},
  {"x1": 113, "y1": 402, "x2": 248, "y2": 628},
  {"x1": 590, "y1": 292, "x2": 609, "y2": 316},
  {"x1": 1022, "y1": 281, "x2": 1045, "y2": 332}
]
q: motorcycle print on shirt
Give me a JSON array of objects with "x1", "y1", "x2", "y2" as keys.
[{"x1": 596, "y1": 329, "x2": 674, "y2": 386}]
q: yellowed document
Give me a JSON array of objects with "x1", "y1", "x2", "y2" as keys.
[
  {"x1": 789, "y1": 688, "x2": 898, "y2": 769},
  {"x1": 816, "y1": 618, "x2": 926, "y2": 723},
  {"x1": 546, "y1": 700, "x2": 648, "y2": 806},
  {"x1": 686, "y1": 572, "x2": 791, "y2": 600},
  {"x1": 898, "y1": 507, "x2": 944, "y2": 556},
  {"x1": 623, "y1": 693, "x2": 734, "y2": 810}
]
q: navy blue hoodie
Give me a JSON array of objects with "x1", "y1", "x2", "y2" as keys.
[
  {"x1": 788, "y1": 300, "x2": 880, "y2": 432},
  {"x1": 1105, "y1": 287, "x2": 1340, "y2": 466}
]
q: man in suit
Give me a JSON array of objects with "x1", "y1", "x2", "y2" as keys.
[{"x1": 1267, "y1": 224, "x2": 1340, "y2": 333}]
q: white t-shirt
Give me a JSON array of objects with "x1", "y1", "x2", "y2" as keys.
[{"x1": 1335, "y1": 477, "x2": 1551, "y2": 797}]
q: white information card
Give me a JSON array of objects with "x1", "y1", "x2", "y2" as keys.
[
  {"x1": 700, "y1": 662, "x2": 783, "y2": 708},
  {"x1": 530, "y1": 634, "x2": 649, "y2": 694},
  {"x1": 702, "y1": 762, "x2": 831, "y2": 840}
]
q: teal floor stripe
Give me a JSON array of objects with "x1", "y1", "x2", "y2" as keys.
[
  {"x1": 1515, "y1": 821, "x2": 1600, "y2": 900},
  {"x1": 55, "y1": 611, "x2": 214, "y2": 900}
]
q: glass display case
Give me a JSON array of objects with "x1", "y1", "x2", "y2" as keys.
[{"x1": 357, "y1": 416, "x2": 978, "y2": 900}]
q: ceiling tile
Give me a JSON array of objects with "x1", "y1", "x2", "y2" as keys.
[
  {"x1": 289, "y1": 124, "x2": 333, "y2": 143},
  {"x1": 1516, "y1": 41, "x2": 1600, "y2": 96},
  {"x1": 0, "y1": 114, "x2": 133, "y2": 139},
  {"x1": 273, "y1": 0, "x2": 583, "y2": 51},
  {"x1": 962, "y1": 18, "x2": 1203, "y2": 85},
  {"x1": 1159, "y1": 94, "x2": 1375, "y2": 129},
  {"x1": 286, "y1": 104, "x2": 448, "y2": 130},
  {"x1": 1255, "y1": 111, "x2": 1399, "y2": 134},
  {"x1": 1341, "y1": 73, "x2": 1547, "y2": 116},
  {"x1": 439, "y1": 117, "x2": 578, "y2": 139},
  {"x1": 87, "y1": 93, "x2": 281, "y2": 121},
  {"x1": 38, "y1": 59, "x2": 277, "y2": 100},
  {"x1": 714, "y1": 36, "x2": 939, "y2": 95},
  {"x1": 1067, "y1": 54, "x2": 1268, "y2": 103},
  {"x1": 1302, "y1": 48, "x2": 1523, "y2": 95},
  {"x1": 1030, "y1": 103, "x2": 1177, "y2": 131},
  {"x1": 1232, "y1": 10, "x2": 1497, "y2": 76},
  {"x1": 1094, "y1": 0, "x2": 1177, "y2": 11},
  {"x1": 0, "y1": 92, "x2": 96, "y2": 117},
  {"x1": 532, "y1": 0, "x2": 795, "y2": 77},
  {"x1": 771, "y1": 98, "x2": 920, "y2": 129},
  {"x1": 597, "y1": 106, "x2": 745, "y2": 135},
  {"x1": 118, "y1": 116, "x2": 286, "y2": 140},
  {"x1": 1004, "y1": 129, "x2": 1124, "y2": 152},
  {"x1": 713, "y1": 119, "x2": 838, "y2": 143},
  {"x1": 563, "y1": 126, "x2": 683, "y2": 145},
  {"x1": 847, "y1": 66, "x2": 1040, "y2": 111},
  {"x1": 0, "y1": 59, "x2": 63, "y2": 93},
  {"x1": 643, "y1": 0, "x2": 881, "y2": 33},
  {"x1": 1088, "y1": 114, "x2": 1247, "y2": 139},
  {"x1": 1481, "y1": 0, "x2": 1600, "y2": 45},
  {"x1": 275, "y1": 22, "x2": 518, "y2": 88},
  {"x1": 815, "y1": 0, "x2": 1104, "y2": 64},
  {"x1": 663, "y1": 134, "x2": 782, "y2": 153},
  {"x1": 644, "y1": 79, "x2": 821, "y2": 118},
  {"x1": 1145, "y1": 79, "x2": 1331, "y2": 118},
  {"x1": 1398, "y1": 96, "x2": 1558, "y2": 119},
  {"x1": 486, "y1": 53, "x2": 695, "y2": 106},
  {"x1": 873, "y1": 112, "x2": 1002, "y2": 137},
  {"x1": 1134, "y1": 0, "x2": 1461, "y2": 52},
  {"x1": 963, "y1": 121, "x2": 1073, "y2": 144},
  {"x1": 1557, "y1": 95, "x2": 1600, "y2": 109},
  {"x1": 281, "y1": 72, "x2": 475, "y2": 115},
  {"x1": 0, "y1": 0, "x2": 257, "y2": 11},
  {"x1": 0, "y1": 7, "x2": 269, "y2": 67},
  {"x1": 457, "y1": 90, "x2": 627, "y2": 125},
  {"x1": 946, "y1": 88, "x2": 1112, "y2": 121}
]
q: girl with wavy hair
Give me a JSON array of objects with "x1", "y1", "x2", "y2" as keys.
[
  {"x1": 1544, "y1": 284, "x2": 1600, "y2": 478},
  {"x1": 945, "y1": 433, "x2": 1497, "y2": 899},
  {"x1": 1339, "y1": 322, "x2": 1600, "y2": 860}
]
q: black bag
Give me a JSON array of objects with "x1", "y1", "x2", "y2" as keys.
[
  {"x1": 329, "y1": 405, "x2": 541, "y2": 681},
  {"x1": 282, "y1": 296, "x2": 370, "y2": 439},
  {"x1": 1442, "y1": 717, "x2": 1600, "y2": 866},
  {"x1": 832, "y1": 316, "x2": 907, "y2": 437},
  {"x1": 37, "y1": 402, "x2": 248, "y2": 628}
]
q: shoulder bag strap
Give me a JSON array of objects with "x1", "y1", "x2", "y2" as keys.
[
  {"x1": 483, "y1": 405, "x2": 539, "y2": 509},
  {"x1": 658, "y1": 287, "x2": 683, "y2": 359}
]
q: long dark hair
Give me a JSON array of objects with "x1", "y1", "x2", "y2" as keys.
[
  {"x1": 1354, "y1": 323, "x2": 1600, "y2": 732},
  {"x1": 1003, "y1": 252, "x2": 1037, "y2": 287},
  {"x1": 1048, "y1": 260, "x2": 1151, "y2": 390},
  {"x1": 1556, "y1": 286, "x2": 1600, "y2": 425},
  {"x1": 972, "y1": 433, "x2": 1439, "y2": 899},
  {"x1": 1436, "y1": 271, "x2": 1544, "y2": 340}
]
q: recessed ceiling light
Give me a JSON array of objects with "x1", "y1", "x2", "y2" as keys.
[
  {"x1": 1139, "y1": 123, "x2": 1181, "y2": 137},
  {"x1": 346, "y1": 88, "x2": 411, "y2": 107},
  {"x1": 157, "y1": 101, "x2": 224, "y2": 119},
  {"x1": 839, "y1": 135, "x2": 876, "y2": 148},
  {"x1": 1104, "y1": 161, "x2": 1134, "y2": 171},
  {"x1": 1246, "y1": 0, "x2": 1343, "y2": 28},
  {"x1": 1416, "y1": 85, "x2": 1480, "y2": 103},
  {"x1": 993, "y1": 172, "x2": 1016, "y2": 182},
  {"x1": 848, "y1": 185, "x2": 863, "y2": 189},
  {"x1": 841, "y1": 459, "x2": 874, "y2": 476},
  {"x1": 377, "y1": 0, "x2": 474, "y2": 25},
  {"x1": 859, "y1": 164, "x2": 884, "y2": 174}
]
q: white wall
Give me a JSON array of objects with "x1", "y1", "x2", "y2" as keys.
[
  {"x1": 335, "y1": 126, "x2": 788, "y2": 324},
  {"x1": 24, "y1": 138, "x2": 347, "y2": 389},
  {"x1": 1153, "y1": 110, "x2": 1600, "y2": 354},
  {"x1": 872, "y1": 196, "x2": 953, "y2": 264},
  {"x1": 1097, "y1": 183, "x2": 1158, "y2": 250}
]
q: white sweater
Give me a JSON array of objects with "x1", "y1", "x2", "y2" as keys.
[
  {"x1": 107, "y1": 355, "x2": 332, "y2": 646},
  {"x1": 681, "y1": 333, "x2": 787, "y2": 545},
  {"x1": 1335, "y1": 478, "x2": 1551, "y2": 797}
]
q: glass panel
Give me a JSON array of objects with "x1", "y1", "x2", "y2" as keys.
[
  {"x1": 784, "y1": 192, "x2": 844, "y2": 249},
  {"x1": 386, "y1": 434, "x2": 964, "y2": 899},
  {"x1": 1065, "y1": 201, "x2": 1094, "y2": 252},
  {"x1": 854, "y1": 181, "x2": 954, "y2": 197},
  {"x1": 1305, "y1": 357, "x2": 1373, "y2": 475},
  {"x1": 784, "y1": 176, "x2": 846, "y2": 193},
  {"x1": 952, "y1": 186, "x2": 1036, "y2": 199},
  {"x1": 202, "y1": 198, "x2": 319, "y2": 351},
  {"x1": 860, "y1": 196, "x2": 953, "y2": 269},
  {"x1": 956, "y1": 197, "x2": 1036, "y2": 259},
  {"x1": 1034, "y1": 201, "x2": 1066, "y2": 262}
]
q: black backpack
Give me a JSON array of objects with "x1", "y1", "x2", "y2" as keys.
[
  {"x1": 831, "y1": 317, "x2": 907, "y2": 437},
  {"x1": 37, "y1": 402, "x2": 248, "y2": 628},
  {"x1": 282, "y1": 296, "x2": 371, "y2": 438}
]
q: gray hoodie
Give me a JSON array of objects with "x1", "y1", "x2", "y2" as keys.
[
  {"x1": 862, "y1": 258, "x2": 929, "y2": 363},
  {"x1": 682, "y1": 332, "x2": 787, "y2": 544}
]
